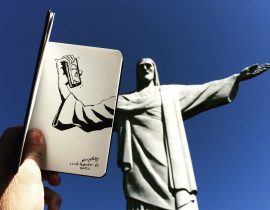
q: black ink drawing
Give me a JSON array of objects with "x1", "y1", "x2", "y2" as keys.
[
  {"x1": 52, "y1": 55, "x2": 115, "y2": 132},
  {"x1": 59, "y1": 55, "x2": 82, "y2": 88}
]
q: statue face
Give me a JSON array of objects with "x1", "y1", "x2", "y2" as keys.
[{"x1": 137, "y1": 59, "x2": 155, "y2": 84}]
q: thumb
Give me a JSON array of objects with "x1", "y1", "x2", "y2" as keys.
[{"x1": 22, "y1": 129, "x2": 45, "y2": 168}]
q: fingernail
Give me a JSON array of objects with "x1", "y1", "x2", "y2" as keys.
[{"x1": 29, "y1": 129, "x2": 41, "y2": 144}]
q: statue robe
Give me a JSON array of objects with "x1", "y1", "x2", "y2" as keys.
[{"x1": 116, "y1": 75, "x2": 239, "y2": 209}]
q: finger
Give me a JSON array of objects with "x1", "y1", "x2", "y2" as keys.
[
  {"x1": 260, "y1": 63, "x2": 270, "y2": 69},
  {"x1": 262, "y1": 63, "x2": 270, "y2": 66},
  {"x1": 56, "y1": 62, "x2": 62, "y2": 75},
  {"x1": 257, "y1": 65, "x2": 268, "y2": 72},
  {"x1": 0, "y1": 126, "x2": 23, "y2": 157},
  {"x1": 42, "y1": 171, "x2": 61, "y2": 186},
  {"x1": 66, "y1": 55, "x2": 72, "y2": 64},
  {"x1": 0, "y1": 127, "x2": 23, "y2": 174},
  {"x1": 249, "y1": 64, "x2": 259, "y2": 71},
  {"x1": 62, "y1": 56, "x2": 70, "y2": 63},
  {"x1": 44, "y1": 187, "x2": 62, "y2": 210},
  {"x1": 70, "y1": 55, "x2": 75, "y2": 63},
  {"x1": 66, "y1": 55, "x2": 71, "y2": 61},
  {"x1": 64, "y1": 56, "x2": 70, "y2": 63},
  {"x1": 22, "y1": 129, "x2": 45, "y2": 168},
  {"x1": 57, "y1": 63, "x2": 65, "y2": 76},
  {"x1": 241, "y1": 64, "x2": 257, "y2": 72},
  {"x1": 0, "y1": 127, "x2": 23, "y2": 191}
]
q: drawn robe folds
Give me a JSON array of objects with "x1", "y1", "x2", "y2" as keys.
[
  {"x1": 116, "y1": 75, "x2": 239, "y2": 209},
  {"x1": 52, "y1": 94, "x2": 115, "y2": 132}
]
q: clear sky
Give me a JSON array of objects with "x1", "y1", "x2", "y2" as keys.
[{"x1": 1, "y1": 1, "x2": 270, "y2": 209}]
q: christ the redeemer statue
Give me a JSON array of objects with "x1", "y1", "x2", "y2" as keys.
[{"x1": 115, "y1": 58, "x2": 270, "y2": 210}]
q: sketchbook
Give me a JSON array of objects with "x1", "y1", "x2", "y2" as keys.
[{"x1": 18, "y1": 11, "x2": 123, "y2": 177}]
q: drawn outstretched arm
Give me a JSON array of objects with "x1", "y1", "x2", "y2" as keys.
[{"x1": 52, "y1": 94, "x2": 116, "y2": 132}]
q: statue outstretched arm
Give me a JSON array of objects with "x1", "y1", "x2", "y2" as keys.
[
  {"x1": 175, "y1": 75, "x2": 238, "y2": 120},
  {"x1": 178, "y1": 63, "x2": 269, "y2": 120}
]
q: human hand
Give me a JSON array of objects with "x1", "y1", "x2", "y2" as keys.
[
  {"x1": 237, "y1": 63, "x2": 270, "y2": 81},
  {"x1": 0, "y1": 127, "x2": 61, "y2": 210}
]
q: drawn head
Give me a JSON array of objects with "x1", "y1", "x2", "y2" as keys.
[
  {"x1": 136, "y1": 58, "x2": 160, "y2": 90},
  {"x1": 70, "y1": 63, "x2": 81, "y2": 83}
]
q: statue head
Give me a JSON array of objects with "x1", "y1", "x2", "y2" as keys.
[{"x1": 136, "y1": 58, "x2": 160, "y2": 90}]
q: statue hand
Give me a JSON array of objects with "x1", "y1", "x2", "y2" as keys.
[{"x1": 237, "y1": 63, "x2": 270, "y2": 81}]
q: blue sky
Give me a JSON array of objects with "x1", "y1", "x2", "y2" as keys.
[{"x1": 1, "y1": 1, "x2": 270, "y2": 209}]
